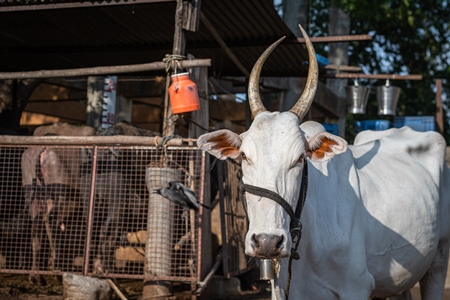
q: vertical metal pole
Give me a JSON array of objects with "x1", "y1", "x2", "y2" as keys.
[
  {"x1": 436, "y1": 79, "x2": 443, "y2": 135},
  {"x1": 83, "y1": 146, "x2": 98, "y2": 276}
]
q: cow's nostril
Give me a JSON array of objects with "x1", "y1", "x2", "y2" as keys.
[
  {"x1": 276, "y1": 235, "x2": 284, "y2": 249},
  {"x1": 251, "y1": 233, "x2": 259, "y2": 247}
]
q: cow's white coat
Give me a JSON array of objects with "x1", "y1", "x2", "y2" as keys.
[{"x1": 198, "y1": 114, "x2": 450, "y2": 299}]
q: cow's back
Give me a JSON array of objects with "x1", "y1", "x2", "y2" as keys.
[
  {"x1": 33, "y1": 122, "x2": 96, "y2": 137},
  {"x1": 349, "y1": 127, "x2": 450, "y2": 297},
  {"x1": 24, "y1": 123, "x2": 96, "y2": 188}
]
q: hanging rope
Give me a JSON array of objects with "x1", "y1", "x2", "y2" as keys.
[{"x1": 163, "y1": 54, "x2": 186, "y2": 74}]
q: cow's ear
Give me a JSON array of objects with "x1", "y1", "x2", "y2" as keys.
[
  {"x1": 306, "y1": 132, "x2": 347, "y2": 162},
  {"x1": 197, "y1": 129, "x2": 242, "y2": 160}
]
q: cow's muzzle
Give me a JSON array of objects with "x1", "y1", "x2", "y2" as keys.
[{"x1": 251, "y1": 233, "x2": 287, "y2": 258}]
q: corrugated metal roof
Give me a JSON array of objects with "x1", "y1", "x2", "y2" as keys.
[{"x1": 0, "y1": 0, "x2": 314, "y2": 78}]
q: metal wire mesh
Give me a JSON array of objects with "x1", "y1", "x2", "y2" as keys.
[{"x1": 0, "y1": 143, "x2": 205, "y2": 283}]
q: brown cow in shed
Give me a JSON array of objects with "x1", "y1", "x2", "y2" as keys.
[{"x1": 21, "y1": 123, "x2": 96, "y2": 283}]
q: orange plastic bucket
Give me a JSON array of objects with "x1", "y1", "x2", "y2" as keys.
[{"x1": 169, "y1": 72, "x2": 200, "y2": 114}]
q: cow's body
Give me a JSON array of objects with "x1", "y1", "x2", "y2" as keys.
[
  {"x1": 197, "y1": 26, "x2": 450, "y2": 299},
  {"x1": 283, "y1": 121, "x2": 449, "y2": 299},
  {"x1": 353, "y1": 128, "x2": 450, "y2": 298},
  {"x1": 21, "y1": 123, "x2": 96, "y2": 281}
]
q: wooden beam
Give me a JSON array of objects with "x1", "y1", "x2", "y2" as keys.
[
  {"x1": 182, "y1": 0, "x2": 201, "y2": 32},
  {"x1": 0, "y1": 59, "x2": 211, "y2": 80},
  {"x1": 162, "y1": 0, "x2": 187, "y2": 136},
  {"x1": 296, "y1": 34, "x2": 372, "y2": 44},
  {"x1": 325, "y1": 64, "x2": 362, "y2": 72},
  {"x1": 329, "y1": 73, "x2": 422, "y2": 80},
  {"x1": 200, "y1": 11, "x2": 250, "y2": 77},
  {"x1": 0, "y1": 0, "x2": 175, "y2": 12}
]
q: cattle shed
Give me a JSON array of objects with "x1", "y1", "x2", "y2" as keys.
[
  {"x1": 0, "y1": 0, "x2": 352, "y2": 299},
  {"x1": 0, "y1": 0, "x2": 349, "y2": 134}
]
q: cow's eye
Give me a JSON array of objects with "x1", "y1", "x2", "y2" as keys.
[
  {"x1": 241, "y1": 152, "x2": 252, "y2": 165},
  {"x1": 241, "y1": 152, "x2": 247, "y2": 161},
  {"x1": 298, "y1": 153, "x2": 306, "y2": 164}
]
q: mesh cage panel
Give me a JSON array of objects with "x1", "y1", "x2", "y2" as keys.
[
  {"x1": 220, "y1": 160, "x2": 251, "y2": 277},
  {"x1": 0, "y1": 144, "x2": 205, "y2": 283}
]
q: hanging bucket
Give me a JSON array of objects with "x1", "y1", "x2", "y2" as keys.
[
  {"x1": 346, "y1": 85, "x2": 370, "y2": 114},
  {"x1": 169, "y1": 72, "x2": 200, "y2": 114},
  {"x1": 376, "y1": 81, "x2": 401, "y2": 115}
]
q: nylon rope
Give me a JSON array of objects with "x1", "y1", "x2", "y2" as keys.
[{"x1": 162, "y1": 54, "x2": 186, "y2": 74}]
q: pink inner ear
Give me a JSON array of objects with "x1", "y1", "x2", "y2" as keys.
[
  {"x1": 310, "y1": 137, "x2": 338, "y2": 160},
  {"x1": 220, "y1": 146, "x2": 241, "y2": 159},
  {"x1": 199, "y1": 130, "x2": 242, "y2": 160}
]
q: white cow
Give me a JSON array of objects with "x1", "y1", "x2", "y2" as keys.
[{"x1": 197, "y1": 26, "x2": 450, "y2": 299}]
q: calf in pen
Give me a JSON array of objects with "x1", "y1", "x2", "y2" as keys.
[{"x1": 21, "y1": 123, "x2": 96, "y2": 283}]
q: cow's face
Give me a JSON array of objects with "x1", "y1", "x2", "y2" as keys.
[
  {"x1": 198, "y1": 118, "x2": 346, "y2": 258},
  {"x1": 198, "y1": 25, "x2": 348, "y2": 258}
]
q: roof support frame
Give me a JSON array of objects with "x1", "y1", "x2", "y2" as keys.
[{"x1": 0, "y1": 0, "x2": 175, "y2": 12}]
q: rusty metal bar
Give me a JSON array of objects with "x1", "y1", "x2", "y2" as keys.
[
  {"x1": 217, "y1": 161, "x2": 229, "y2": 277},
  {"x1": 329, "y1": 73, "x2": 423, "y2": 80},
  {"x1": 85, "y1": 272, "x2": 198, "y2": 281},
  {"x1": 0, "y1": 59, "x2": 211, "y2": 80},
  {"x1": 0, "y1": 268, "x2": 156, "y2": 280},
  {"x1": 83, "y1": 146, "x2": 98, "y2": 276},
  {"x1": 195, "y1": 250, "x2": 222, "y2": 296},
  {"x1": 1, "y1": 269, "x2": 66, "y2": 276},
  {"x1": 296, "y1": 34, "x2": 373, "y2": 43},
  {"x1": 196, "y1": 152, "x2": 206, "y2": 282},
  {"x1": 0, "y1": 136, "x2": 194, "y2": 146}
]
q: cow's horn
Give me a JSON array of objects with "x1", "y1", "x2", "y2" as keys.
[
  {"x1": 289, "y1": 25, "x2": 318, "y2": 119},
  {"x1": 248, "y1": 36, "x2": 286, "y2": 118}
]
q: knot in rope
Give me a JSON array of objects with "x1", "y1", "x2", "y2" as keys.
[{"x1": 163, "y1": 54, "x2": 186, "y2": 74}]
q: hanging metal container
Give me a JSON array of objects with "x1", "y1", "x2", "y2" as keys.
[
  {"x1": 346, "y1": 80, "x2": 370, "y2": 114},
  {"x1": 376, "y1": 80, "x2": 401, "y2": 115}
]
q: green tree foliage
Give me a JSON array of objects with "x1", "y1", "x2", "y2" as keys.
[{"x1": 307, "y1": 0, "x2": 450, "y2": 142}]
